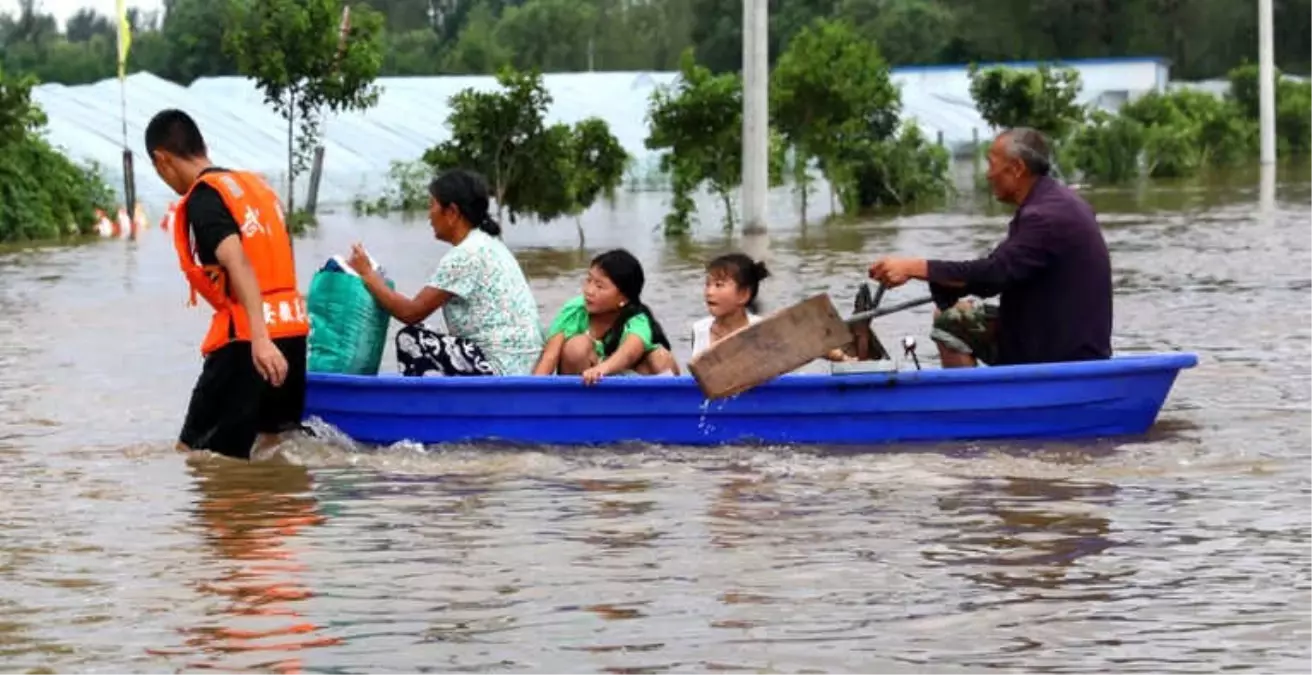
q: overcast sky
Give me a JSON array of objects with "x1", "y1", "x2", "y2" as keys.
[{"x1": 0, "y1": 0, "x2": 163, "y2": 26}]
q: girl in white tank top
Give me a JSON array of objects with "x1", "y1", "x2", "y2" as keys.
[
  {"x1": 689, "y1": 253, "x2": 855, "y2": 366},
  {"x1": 689, "y1": 253, "x2": 770, "y2": 359}
]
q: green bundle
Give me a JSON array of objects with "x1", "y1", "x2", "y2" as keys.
[{"x1": 306, "y1": 256, "x2": 394, "y2": 375}]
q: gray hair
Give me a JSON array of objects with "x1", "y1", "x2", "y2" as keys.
[{"x1": 1000, "y1": 127, "x2": 1052, "y2": 177}]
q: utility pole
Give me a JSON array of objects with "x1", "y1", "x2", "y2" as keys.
[
  {"x1": 1257, "y1": 0, "x2": 1276, "y2": 165},
  {"x1": 741, "y1": 0, "x2": 769, "y2": 234}
]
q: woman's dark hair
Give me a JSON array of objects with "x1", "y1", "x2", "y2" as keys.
[
  {"x1": 707, "y1": 252, "x2": 771, "y2": 314},
  {"x1": 590, "y1": 248, "x2": 672, "y2": 357},
  {"x1": 429, "y1": 168, "x2": 502, "y2": 237}
]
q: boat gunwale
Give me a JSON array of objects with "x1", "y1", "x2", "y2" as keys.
[{"x1": 306, "y1": 351, "x2": 1200, "y2": 391}]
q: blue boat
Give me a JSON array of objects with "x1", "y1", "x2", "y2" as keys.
[{"x1": 303, "y1": 351, "x2": 1199, "y2": 448}]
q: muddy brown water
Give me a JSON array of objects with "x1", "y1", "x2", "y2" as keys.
[{"x1": 0, "y1": 166, "x2": 1308, "y2": 673}]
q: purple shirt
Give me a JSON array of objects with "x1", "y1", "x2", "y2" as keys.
[{"x1": 926, "y1": 176, "x2": 1113, "y2": 366}]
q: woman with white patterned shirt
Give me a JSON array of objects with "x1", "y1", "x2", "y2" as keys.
[{"x1": 347, "y1": 169, "x2": 544, "y2": 376}]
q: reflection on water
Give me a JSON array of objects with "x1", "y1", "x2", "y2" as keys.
[
  {"x1": 0, "y1": 163, "x2": 1307, "y2": 672},
  {"x1": 150, "y1": 458, "x2": 339, "y2": 673},
  {"x1": 929, "y1": 477, "x2": 1119, "y2": 591}
]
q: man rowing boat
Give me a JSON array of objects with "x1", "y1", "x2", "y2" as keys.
[
  {"x1": 146, "y1": 109, "x2": 309, "y2": 460},
  {"x1": 869, "y1": 126, "x2": 1113, "y2": 368}
]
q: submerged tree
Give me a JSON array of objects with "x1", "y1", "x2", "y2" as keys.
[
  {"x1": 645, "y1": 48, "x2": 785, "y2": 235},
  {"x1": 224, "y1": 0, "x2": 386, "y2": 226},
  {"x1": 0, "y1": 63, "x2": 114, "y2": 242},
  {"x1": 423, "y1": 66, "x2": 628, "y2": 237},
  {"x1": 771, "y1": 17, "x2": 901, "y2": 220}
]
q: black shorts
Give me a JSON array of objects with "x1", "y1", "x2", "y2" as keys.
[{"x1": 178, "y1": 336, "x2": 307, "y2": 460}]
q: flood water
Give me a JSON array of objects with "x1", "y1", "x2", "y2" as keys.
[{"x1": 1, "y1": 165, "x2": 1309, "y2": 673}]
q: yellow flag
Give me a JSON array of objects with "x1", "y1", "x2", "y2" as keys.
[{"x1": 116, "y1": 0, "x2": 132, "y2": 80}]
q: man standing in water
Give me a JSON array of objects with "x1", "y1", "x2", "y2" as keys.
[
  {"x1": 869, "y1": 127, "x2": 1112, "y2": 367},
  {"x1": 145, "y1": 109, "x2": 309, "y2": 460}
]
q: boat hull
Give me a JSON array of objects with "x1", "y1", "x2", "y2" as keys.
[{"x1": 304, "y1": 352, "x2": 1199, "y2": 447}]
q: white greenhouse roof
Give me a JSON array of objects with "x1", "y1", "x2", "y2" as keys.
[{"x1": 30, "y1": 58, "x2": 1169, "y2": 207}]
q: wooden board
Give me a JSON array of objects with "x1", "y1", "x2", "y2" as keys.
[{"x1": 687, "y1": 293, "x2": 853, "y2": 399}]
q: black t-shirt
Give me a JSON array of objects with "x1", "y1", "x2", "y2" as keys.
[{"x1": 187, "y1": 166, "x2": 241, "y2": 266}]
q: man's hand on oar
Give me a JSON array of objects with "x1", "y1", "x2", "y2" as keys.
[{"x1": 868, "y1": 257, "x2": 928, "y2": 288}]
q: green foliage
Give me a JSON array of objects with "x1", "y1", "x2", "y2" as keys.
[
  {"x1": 4, "y1": 0, "x2": 1312, "y2": 86},
  {"x1": 6, "y1": 0, "x2": 1312, "y2": 237},
  {"x1": 1226, "y1": 63, "x2": 1266, "y2": 120},
  {"x1": 223, "y1": 0, "x2": 386, "y2": 215},
  {"x1": 847, "y1": 0, "x2": 953, "y2": 66},
  {"x1": 1227, "y1": 63, "x2": 1312, "y2": 157},
  {"x1": 770, "y1": 17, "x2": 895, "y2": 217},
  {"x1": 421, "y1": 66, "x2": 551, "y2": 220},
  {"x1": 440, "y1": 2, "x2": 510, "y2": 73},
  {"x1": 494, "y1": 0, "x2": 598, "y2": 72},
  {"x1": 830, "y1": 122, "x2": 951, "y2": 213},
  {"x1": 772, "y1": 17, "x2": 948, "y2": 215},
  {"x1": 353, "y1": 159, "x2": 432, "y2": 216},
  {"x1": 421, "y1": 67, "x2": 628, "y2": 226},
  {"x1": 0, "y1": 65, "x2": 113, "y2": 243},
  {"x1": 645, "y1": 48, "x2": 784, "y2": 235},
  {"x1": 1119, "y1": 89, "x2": 1255, "y2": 177},
  {"x1": 966, "y1": 62, "x2": 1296, "y2": 184},
  {"x1": 1276, "y1": 80, "x2": 1312, "y2": 157},
  {"x1": 968, "y1": 63, "x2": 1086, "y2": 142},
  {"x1": 0, "y1": 65, "x2": 45, "y2": 142},
  {"x1": 563, "y1": 118, "x2": 630, "y2": 216},
  {"x1": 158, "y1": 0, "x2": 239, "y2": 85},
  {"x1": 1062, "y1": 87, "x2": 1259, "y2": 183},
  {"x1": 1066, "y1": 109, "x2": 1146, "y2": 184}
]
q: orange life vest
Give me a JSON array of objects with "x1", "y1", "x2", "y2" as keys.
[{"x1": 173, "y1": 169, "x2": 309, "y2": 356}]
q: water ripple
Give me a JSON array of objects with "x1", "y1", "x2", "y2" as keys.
[{"x1": 0, "y1": 175, "x2": 1309, "y2": 672}]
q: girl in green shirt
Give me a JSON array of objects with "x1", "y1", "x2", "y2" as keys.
[{"x1": 533, "y1": 249, "x2": 679, "y2": 385}]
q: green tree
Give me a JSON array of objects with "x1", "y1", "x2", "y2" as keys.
[
  {"x1": 157, "y1": 0, "x2": 240, "y2": 84},
  {"x1": 440, "y1": 2, "x2": 510, "y2": 74},
  {"x1": 1066, "y1": 109, "x2": 1147, "y2": 183},
  {"x1": 770, "y1": 17, "x2": 900, "y2": 220},
  {"x1": 833, "y1": 121, "x2": 950, "y2": 211},
  {"x1": 64, "y1": 8, "x2": 113, "y2": 43},
  {"x1": 493, "y1": 0, "x2": 597, "y2": 72},
  {"x1": 690, "y1": 0, "x2": 834, "y2": 74},
  {"x1": 423, "y1": 66, "x2": 553, "y2": 221},
  {"x1": 554, "y1": 117, "x2": 629, "y2": 243},
  {"x1": 421, "y1": 66, "x2": 625, "y2": 231},
  {"x1": 1058, "y1": 61, "x2": 1308, "y2": 182},
  {"x1": 381, "y1": 28, "x2": 444, "y2": 75},
  {"x1": 563, "y1": 118, "x2": 629, "y2": 218},
  {"x1": 6, "y1": 0, "x2": 1312, "y2": 86},
  {"x1": 1228, "y1": 63, "x2": 1312, "y2": 157},
  {"x1": 0, "y1": 64, "x2": 114, "y2": 243},
  {"x1": 223, "y1": 0, "x2": 386, "y2": 224},
  {"x1": 644, "y1": 49, "x2": 750, "y2": 234},
  {"x1": 968, "y1": 63, "x2": 1086, "y2": 141},
  {"x1": 771, "y1": 16, "x2": 948, "y2": 215},
  {"x1": 0, "y1": 62, "x2": 46, "y2": 142},
  {"x1": 1118, "y1": 89, "x2": 1255, "y2": 177},
  {"x1": 849, "y1": 0, "x2": 952, "y2": 66}
]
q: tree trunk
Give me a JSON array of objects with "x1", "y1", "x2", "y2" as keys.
[
  {"x1": 795, "y1": 144, "x2": 809, "y2": 225},
  {"x1": 720, "y1": 190, "x2": 735, "y2": 231},
  {"x1": 800, "y1": 181, "x2": 808, "y2": 225}
]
